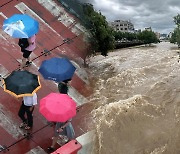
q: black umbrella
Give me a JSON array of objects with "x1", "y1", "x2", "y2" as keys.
[{"x1": 3, "y1": 70, "x2": 41, "y2": 98}]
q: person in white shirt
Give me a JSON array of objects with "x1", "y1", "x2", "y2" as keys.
[{"x1": 18, "y1": 93, "x2": 37, "y2": 130}]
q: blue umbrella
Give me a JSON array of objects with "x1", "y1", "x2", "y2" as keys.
[
  {"x1": 38, "y1": 57, "x2": 76, "y2": 82},
  {"x1": 3, "y1": 14, "x2": 39, "y2": 38}
]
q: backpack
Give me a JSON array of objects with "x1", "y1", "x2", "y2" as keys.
[{"x1": 18, "y1": 38, "x2": 29, "y2": 49}]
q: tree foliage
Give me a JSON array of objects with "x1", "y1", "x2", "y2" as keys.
[
  {"x1": 82, "y1": 4, "x2": 115, "y2": 56},
  {"x1": 171, "y1": 14, "x2": 180, "y2": 47},
  {"x1": 81, "y1": 4, "x2": 160, "y2": 54},
  {"x1": 170, "y1": 28, "x2": 178, "y2": 43},
  {"x1": 113, "y1": 31, "x2": 137, "y2": 41},
  {"x1": 174, "y1": 14, "x2": 180, "y2": 27},
  {"x1": 137, "y1": 30, "x2": 159, "y2": 44},
  {"x1": 113, "y1": 30, "x2": 158, "y2": 45}
]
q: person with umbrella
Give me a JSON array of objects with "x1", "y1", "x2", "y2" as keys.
[
  {"x1": 39, "y1": 93, "x2": 76, "y2": 152},
  {"x1": 19, "y1": 34, "x2": 36, "y2": 69},
  {"x1": 18, "y1": 93, "x2": 38, "y2": 130},
  {"x1": 47, "y1": 119, "x2": 75, "y2": 152},
  {"x1": 47, "y1": 79, "x2": 74, "y2": 152},
  {"x1": 38, "y1": 57, "x2": 76, "y2": 82},
  {"x1": 58, "y1": 79, "x2": 71, "y2": 94},
  {"x1": 2, "y1": 14, "x2": 39, "y2": 69},
  {"x1": 3, "y1": 70, "x2": 41, "y2": 98}
]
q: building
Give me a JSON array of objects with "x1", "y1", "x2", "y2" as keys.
[
  {"x1": 155, "y1": 32, "x2": 161, "y2": 39},
  {"x1": 145, "y1": 27, "x2": 152, "y2": 31},
  {"x1": 109, "y1": 20, "x2": 135, "y2": 33},
  {"x1": 134, "y1": 29, "x2": 141, "y2": 33},
  {"x1": 159, "y1": 33, "x2": 168, "y2": 41},
  {"x1": 168, "y1": 32, "x2": 172, "y2": 38}
]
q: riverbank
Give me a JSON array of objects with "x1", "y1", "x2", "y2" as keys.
[{"x1": 115, "y1": 41, "x2": 144, "y2": 49}]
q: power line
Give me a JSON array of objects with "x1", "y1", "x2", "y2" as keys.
[
  {"x1": 0, "y1": 106, "x2": 82, "y2": 152},
  {"x1": 0, "y1": 123, "x2": 52, "y2": 152},
  {"x1": 0, "y1": 0, "x2": 14, "y2": 8},
  {"x1": 0, "y1": 34, "x2": 80, "y2": 81}
]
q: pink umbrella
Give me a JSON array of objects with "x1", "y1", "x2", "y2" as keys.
[{"x1": 39, "y1": 93, "x2": 76, "y2": 122}]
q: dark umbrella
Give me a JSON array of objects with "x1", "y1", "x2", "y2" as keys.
[
  {"x1": 38, "y1": 57, "x2": 76, "y2": 82},
  {"x1": 3, "y1": 70, "x2": 41, "y2": 98}
]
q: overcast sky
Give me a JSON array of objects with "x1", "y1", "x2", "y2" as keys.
[{"x1": 78, "y1": 0, "x2": 180, "y2": 34}]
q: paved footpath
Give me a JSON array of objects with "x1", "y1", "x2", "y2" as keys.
[{"x1": 0, "y1": 1, "x2": 94, "y2": 153}]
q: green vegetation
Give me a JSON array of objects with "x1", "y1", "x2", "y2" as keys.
[
  {"x1": 83, "y1": 4, "x2": 115, "y2": 56},
  {"x1": 174, "y1": 14, "x2": 180, "y2": 27},
  {"x1": 137, "y1": 30, "x2": 159, "y2": 45},
  {"x1": 61, "y1": 2, "x2": 159, "y2": 56},
  {"x1": 113, "y1": 31, "x2": 137, "y2": 41},
  {"x1": 170, "y1": 14, "x2": 180, "y2": 47},
  {"x1": 83, "y1": 4, "x2": 159, "y2": 56},
  {"x1": 170, "y1": 28, "x2": 180, "y2": 47},
  {"x1": 113, "y1": 30, "x2": 159, "y2": 45}
]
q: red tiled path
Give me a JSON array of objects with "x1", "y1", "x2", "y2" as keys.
[{"x1": 0, "y1": 1, "x2": 94, "y2": 153}]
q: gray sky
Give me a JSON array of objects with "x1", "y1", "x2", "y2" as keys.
[{"x1": 79, "y1": 0, "x2": 180, "y2": 34}]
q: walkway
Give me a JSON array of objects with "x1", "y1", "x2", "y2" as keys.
[{"x1": 0, "y1": 0, "x2": 94, "y2": 153}]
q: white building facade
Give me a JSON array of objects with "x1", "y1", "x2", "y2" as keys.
[{"x1": 109, "y1": 20, "x2": 134, "y2": 32}]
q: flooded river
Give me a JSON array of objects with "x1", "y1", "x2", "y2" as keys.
[{"x1": 88, "y1": 42, "x2": 180, "y2": 154}]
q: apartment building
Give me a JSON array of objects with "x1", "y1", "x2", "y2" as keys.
[
  {"x1": 155, "y1": 32, "x2": 160, "y2": 39},
  {"x1": 145, "y1": 27, "x2": 152, "y2": 31},
  {"x1": 109, "y1": 20, "x2": 135, "y2": 32}
]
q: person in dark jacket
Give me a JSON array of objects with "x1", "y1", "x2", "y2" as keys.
[
  {"x1": 18, "y1": 34, "x2": 36, "y2": 69},
  {"x1": 58, "y1": 79, "x2": 71, "y2": 94}
]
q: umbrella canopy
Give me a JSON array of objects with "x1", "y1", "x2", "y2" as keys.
[
  {"x1": 3, "y1": 70, "x2": 41, "y2": 98},
  {"x1": 39, "y1": 93, "x2": 76, "y2": 122},
  {"x1": 38, "y1": 57, "x2": 76, "y2": 82},
  {"x1": 3, "y1": 14, "x2": 39, "y2": 38}
]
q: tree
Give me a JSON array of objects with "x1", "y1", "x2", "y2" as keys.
[
  {"x1": 137, "y1": 30, "x2": 159, "y2": 45},
  {"x1": 112, "y1": 31, "x2": 124, "y2": 41},
  {"x1": 82, "y1": 4, "x2": 115, "y2": 56},
  {"x1": 171, "y1": 28, "x2": 180, "y2": 47},
  {"x1": 171, "y1": 14, "x2": 180, "y2": 47},
  {"x1": 170, "y1": 28, "x2": 177, "y2": 43},
  {"x1": 123, "y1": 32, "x2": 137, "y2": 41},
  {"x1": 174, "y1": 14, "x2": 180, "y2": 27}
]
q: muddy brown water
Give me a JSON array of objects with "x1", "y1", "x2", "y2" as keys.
[{"x1": 87, "y1": 42, "x2": 180, "y2": 154}]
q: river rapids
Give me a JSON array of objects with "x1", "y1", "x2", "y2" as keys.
[{"x1": 87, "y1": 42, "x2": 180, "y2": 154}]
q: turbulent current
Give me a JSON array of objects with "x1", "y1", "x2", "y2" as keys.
[{"x1": 87, "y1": 42, "x2": 180, "y2": 154}]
